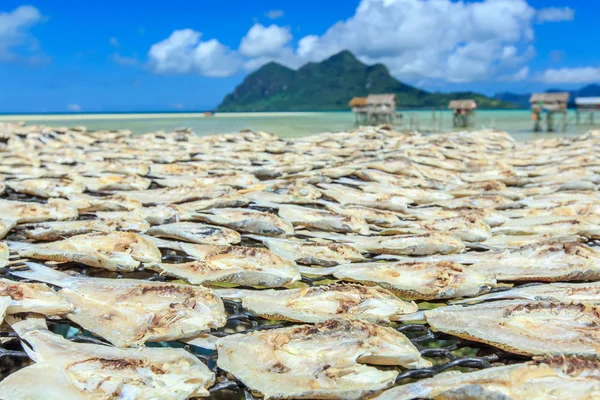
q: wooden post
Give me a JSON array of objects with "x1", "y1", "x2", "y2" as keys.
[
  {"x1": 576, "y1": 109, "x2": 580, "y2": 124},
  {"x1": 546, "y1": 112, "x2": 554, "y2": 132}
]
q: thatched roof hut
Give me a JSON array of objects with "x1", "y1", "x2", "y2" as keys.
[
  {"x1": 530, "y1": 93, "x2": 569, "y2": 111},
  {"x1": 448, "y1": 100, "x2": 477, "y2": 110},
  {"x1": 348, "y1": 97, "x2": 367, "y2": 107},
  {"x1": 575, "y1": 97, "x2": 600, "y2": 109}
]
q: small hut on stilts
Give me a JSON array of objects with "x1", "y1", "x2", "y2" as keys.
[
  {"x1": 448, "y1": 100, "x2": 477, "y2": 128},
  {"x1": 575, "y1": 97, "x2": 600, "y2": 125},
  {"x1": 350, "y1": 94, "x2": 396, "y2": 125},
  {"x1": 530, "y1": 93, "x2": 569, "y2": 132},
  {"x1": 349, "y1": 97, "x2": 368, "y2": 124}
]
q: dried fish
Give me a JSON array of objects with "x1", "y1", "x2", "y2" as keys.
[
  {"x1": 6, "y1": 178, "x2": 85, "y2": 198},
  {"x1": 72, "y1": 173, "x2": 151, "y2": 192},
  {"x1": 20, "y1": 218, "x2": 149, "y2": 241},
  {"x1": 277, "y1": 204, "x2": 370, "y2": 234},
  {"x1": 15, "y1": 231, "x2": 161, "y2": 271},
  {"x1": 246, "y1": 234, "x2": 365, "y2": 266},
  {"x1": 5, "y1": 316, "x2": 215, "y2": 398},
  {"x1": 114, "y1": 185, "x2": 233, "y2": 205},
  {"x1": 216, "y1": 320, "x2": 431, "y2": 399},
  {"x1": 146, "y1": 221, "x2": 241, "y2": 245},
  {"x1": 374, "y1": 356, "x2": 600, "y2": 400},
  {"x1": 67, "y1": 193, "x2": 142, "y2": 212},
  {"x1": 0, "y1": 278, "x2": 72, "y2": 322},
  {"x1": 300, "y1": 261, "x2": 495, "y2": 300},
  {"x1": 216, "y1": 284, "x2": 417, "y2": 323},
  {"x1": 318, "y1": 183, "x2": 409, "y2": 211},
  {"x1": 192, "y1": 208, "x2": 294, "y2": 236},
  {"x1": 425, "y1": 300, "x2": 600, "y2": 355},
  {"x1": 13, "y1": 263, "x2": 226, "y2": 347},
  {"x1": 0, "y1": 198, "x2": 78, "y2": 223}
]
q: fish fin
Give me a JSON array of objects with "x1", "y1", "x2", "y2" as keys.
[
  {"x1": 10, "y1": 262, "x2": 75, "y2": 288},
  {"x1": 297, "y1": 265, "x2": 339, "y2": 276},
  {"x1": 213, "y1": 288, "x2": 246, "y2": 300},
  {"x1": 141, "y1": 234, "x2": 180, "y2": 250},
  {"x1": 5, "y1": 241, "x2": 33, "y2": 251},
  {"x1": 6, "y1": 314, "x2": 48, "y2": 336},
  {"x1": 249, "y1": 200, "x2": 281, "y2": 209},
  {"x1": 397, "y1": 310, "x2": 426, "y2": 322},
  {"x1": 185, "y1": 333, "x2": 220, "y2": 350},
  {"x1": 243, "y1": 234, "x2": 268, "y2": 243},
  {"x1": 20, "y1": 341, "x2": 41, "y2": 363},
  {"x1": 451, "y1": 290, "x2": 533, "y2": 304}
]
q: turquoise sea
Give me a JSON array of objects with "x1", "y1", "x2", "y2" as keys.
[{"x1": 1, "y1": 110, "x2": 596, "y2": 140}]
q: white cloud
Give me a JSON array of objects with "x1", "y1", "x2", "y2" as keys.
[
  {"x1": 239, "y1": 24, "x2": 292, "y2": 58},
  {"x1": 145, "y1": 0, "x2": 574, "y2": 83},
  {"x1": 538, "y1": 66, "x2": 600, "y2": 84},
  {"x1": 109, "y1": 36, "x2": 119, "y2": 48},
  {"x1": 148, "y1": 29, "x2": 241, "y2": 77},
  {"x1": 537, "y1": 7, "x2": 574, "y2": 23},
  {"x1": 67, "y1": 103, "x2": 82, "y2": 112},
  {"x1": 0, "y1": 5, "x2": 44, "y2": 62},
  {"x1": 265, "y1": 10, "x2": 284, "y2": 20}
]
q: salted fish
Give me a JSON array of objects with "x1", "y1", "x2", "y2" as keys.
[
  {"x1": 247, "y1": 234, "x2": 365, "y2": 266},
  {"x1": 243, "y1": 180, "x2": 322, "y2": 204},
  {"x1": 300, "y1": 231, "x2": 465, "y2": 255},
  {"x1": 374, "y1": 355, "x2": 600, "y2": 400},
  {"x1": 16, "y1": 231, "x2": 161, "y2": 271},
  {"x1": 216, "y1": 284, "x2": 417, "y2": 323},
  {"x1": 67, "y1": 193, "x2": 142, "y2": 212},
  {"x1": 175, "y1": 195, "x2": 249, "y2": 219},
  {"x1": 0, "y1": 241, "x2": 8, "y2": 267},
  {"x1": 301, "y1": 261, "x2": 494, "y2": 300},
  {"x1": 13, "y1": 263, "x2": 226, "y2": 347},
  {"x1": 72, "y1": 173, "x2": 151, "y2": 192},
  {"x1": 20, "y1": 218, "x2": 149, "y2": 241},
  {"x1": 97, "y1": 204, "x2": 179, "y2": 226},
  {"x1": 147, "y1": 245, "x2": 301, "y2": 287},
  {"x1": 343, "y1": 181, "x2": 453, "y2": 204},
  {"x1": 492, "y1": 215, "x2": 600, "y2": 238},
  {"x1": 500, "y1": 203, "x2": 600, "y2": 219},
  {"x1": 0, "y1": 278, "x2": 72, "y2": 323},
  {"x1": 455, "y1": 281, "x2": 600, "y2": 305},
  {"x1": 6, "y1": 178, "x2": 85, "y2": 198},
  {"x1": 421, "y1": 195, "x2": 514, "y2": 210},
  {"x1": 0, "y1": 198, "x2": 78, "y2": 223},
  {"x1": 146, "y1": 221, "x2": 241, "y2": 245},
  {"x1": 277, "y1": 204, "x2": 370, "y2": 234},
  {"x1": 153, "y1": 171, "x2": 258, "y2": 188},
  {"x1": 114, "y1": 185, "x2": 233, "y2": 205},
  {"x1": 0, "y1": 363, "x2": 93, "y2": 400},
  {"x1": 75, "y1": 160, "x2": 150, "y2": 176},
  {"x1": 0, "y1": 219, "x2": 16, "y2": 239},
  {"x1": 215, "y1": 320, "x2": 431, "y2": 400},
  {"x1": 192, "y1": 208, "x2": 294, "y2": 236},
  {"x1": 402, "y1": 206, "x2": 508, "y2": 227},
  {"x1": 318, "y1": 183, "x2": 409, "y2": 211},
  {"x1": 380, "y1": 216, "x2": 492, "y2": 242},
  {"x1": 425, "y1": 300, "x2": 600, "y2": 355},
  {"x1": 6, "y1": 316, "x2": 215, "y2": 398},
  {"x1": 321, "y1": 202, "x2": 401, "y2": 227}
]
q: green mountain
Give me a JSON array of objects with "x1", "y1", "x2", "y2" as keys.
[{"x1": 217, "y1": 51, "x2": 515, "y2": 111}]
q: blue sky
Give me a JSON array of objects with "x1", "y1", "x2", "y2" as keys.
[{"x1": 0, "y1": 0, "x2": 597, "y2": 113}]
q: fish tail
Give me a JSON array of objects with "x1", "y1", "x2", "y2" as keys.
[
  {"x1": 6, "y1": 314, "x2": 48, "y2": 336},
  {"x1": 213, "y1": 288, "x2": 246, "y2": 300},
  {"x1": 5, "y1": 241, "x2": 33, "y2": 251},
  {"x1": 451, "y1": 289, "x2": 530, "y2": 304},
  {"x1": 397, "y1": 310, "x2": 426, "y2": 322},
  {"x1": 11, "y1": 262, "x2": 75, "y2": 288}
]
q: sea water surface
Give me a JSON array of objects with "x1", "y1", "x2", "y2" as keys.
[{"x1": 1, "y1": 110, "x2": 595, "y2": 140}]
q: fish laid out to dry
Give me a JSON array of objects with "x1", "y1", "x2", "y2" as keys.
[
  {"x1": 246, "y1": 234, "x2": 365, "y2": 266},
  {"x1": 382, "y1": 239, "x2": 600, "y2": 282},
  {"x1": 492, "y1": 215, "x2": 600, "y2": 238},
  {"x1": 2, "y1": 316, "x2": 215, "y2": 398},
  {"x1": 277, "y1": 204, "x2": 370, "y2": 234},
  {"x1": 380, "y1": 216, "x2": 492, "y2": 242},
  {"x1": 300, "y1": 231, "x2": 465, "y2": 255},
  {"x1": 244, "y1": 180, "x2": 322, "y2": 204},
  {"x1": 374, "y1": 355, "x2": 600, "y2": 400},
  {"x1": 321, "y1": 201, "x2": 401, "y2": 227},
  {"x1": 0, "y1": 219, "x2": 16, "y2": 239},
  {"x1": 192, "y1": 208, "x2": 294, "y2": 236},
  {"x1": 425, "y1": 300, "x2": 600, "y2": 355},
  {"x1": 19, "y1": 218, "x2": 150, "y2": 241},
  {"x1": 0, "y1": 198, "x2": 78, "y2": 224},
  {"x1": 300, "y1": 261, "x2": 495, "y2": 300},
  {"x1": 0, "y1": 241, "x2": 8, "y2": 267},
  {"x1": 455, "y1": 281, "x2": 600, "y2": 304},
  {"x1": 72, "y1": 173, "x2": 151, "y2": 192},
  {"x1": 14, "y1": 231, "x2": 161, "y2": 271},
  {"x1": 114, "y1": 185, "x2": 233, "y2": 205},
  {"x1": 146, "y1": 221, "x2": 241, "y2": 245},
  {"x1": 6, "y1": 178, "x2": 85, "y2": 198},
  {"x1": 318, "y1": 183, "x2": 409, "y2": 211},
  {"x1": 13, "y1": 263, "x2": 226, "y2": 347},
  {"x1": 0, "y1": 278, "x2": 72, "y2": 323},
  {"x1": 147, "y1": 244, "x2": 301, "y2": 287},
  {"x1": 175, "y1": 195, "x2": 249, "y2": 219},
  {"x1": 216, "y1": 284, "x2": 417, "y2": 323},
  {"x1": 216, "y1": 320, "x2": 431, "y2": 399},
  {"x1": 67, "y1": 193, "x2": 142, "y2": 212}
]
